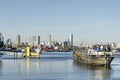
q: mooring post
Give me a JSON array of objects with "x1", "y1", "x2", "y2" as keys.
[
  {"x1": 14, "y1": 52, "x2": 15, "y2": 59},
  {"x1": 16, "y1": 52, "x2": 18, "y2": 58}
]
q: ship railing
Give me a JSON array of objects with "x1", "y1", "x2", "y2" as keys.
[
  {"x1": 104, "y1": 51, "x2": 114, "y2": 57},
  {"x1": 74, "y1": 50, "x2": 114, "y2": 57},
  {"x1": 88, "y1": 51, "x2": 114, "y2": 57}
]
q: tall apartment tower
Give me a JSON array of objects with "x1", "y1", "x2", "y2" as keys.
[
  {"x1": 48, "y1": 34, "x2": 51, "y2": 45},
  {"x1": 29, "y1": 36, "x2": 34, "y2": 47},
  {"x1": 69, "y1": 33, "x2": 73, "y2": 47},
  {"x1": 37, "y1": 35, "x2": 40, "y2": 45},
  {"x1": 16, "y1": 34, "x2": 20, "y2": 45},
  {"x1": 34, "y1": 35, "x2": 40, "y2": 46},
  {"x1": 0, "y1": 33, "x2": 2, "y2": 41}
]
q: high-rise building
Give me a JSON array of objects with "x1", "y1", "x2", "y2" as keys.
[
  {"x1": 69, "y1": 33, "x2": 73, "y2": 47},
  {"x1": 0, "y1": 33, "x2": 2, "y2": 41},
  {"x1": 29, "y1": 35, "x2": 40, "y2": 47},
  {"x1": 34, "y1": 35, "x2": 40, "y2": 46},
  {"x1": 16, "y1": 34, "x2": 20, "y2": 45},
  {"x1": 29, "y1": 36, "x2": 34, "y2": 47},
  {"x1": 37, "y1": 35, "x2": 40, "y2": 45},
  {"x1": 48, "y1": 34, "x2": 51, "y2": 45}
]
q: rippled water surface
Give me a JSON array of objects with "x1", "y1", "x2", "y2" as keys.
[{"x1": 0, "y1": 52, "x2": 120, "y2": 80}]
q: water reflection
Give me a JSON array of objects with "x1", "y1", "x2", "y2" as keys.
[
  {"x1": 0, "y1": 60, "x2": 2, "y2": 69},
  {"x1": 73, "y1": 61, "x2": 111, "y2": 80},
  {"x1": 0, "y1": 60, "x2": 2, "y2": 77},
  {"x1": 26, "y1": 58, "x2": 30, "y2": 74},
  {"x1": 1, "y1": 52, "x2": 120, "y2": 80},
  {"x1": 90, "y1": 67, "x2": 111, "y2": 80},
  {"x1": 25, "y1": 58, "x2": 40, "y2": 75}
]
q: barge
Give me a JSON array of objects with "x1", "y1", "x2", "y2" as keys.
[{"x1": 73, "y1": 51, "x2": 114, "y2": 66}]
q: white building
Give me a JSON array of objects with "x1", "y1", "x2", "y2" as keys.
[
  {"x1": 69, "y1": 33, "x2": 73, "y2": 47},
  {"x1": 116, "y1": 42, "x2": 120, "y2": 48},
  {"x1": 111, "y1": 42, "x2": 116, "y2": 49}
]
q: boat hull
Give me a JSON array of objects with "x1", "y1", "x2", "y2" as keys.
[{"x1": 73, "y1": 51, "x2": 114, "y2": 66}]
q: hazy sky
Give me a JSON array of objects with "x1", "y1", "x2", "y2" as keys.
[{"x1": 0, "y1": 0, "x2": 120, "y2": 45}]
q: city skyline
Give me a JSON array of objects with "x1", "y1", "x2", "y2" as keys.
[
  {"x1": 2, "y1": 33, "x2": 73, "y2": 44},
  {"x1": 0, "y1": 0, "x2": 120, "y2": 45}
]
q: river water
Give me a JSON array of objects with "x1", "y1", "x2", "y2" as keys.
[{"x1": 0, "y1": 52, "x2": 120, "y2": 80}]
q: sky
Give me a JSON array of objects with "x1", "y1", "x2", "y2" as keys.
[{"x1": 0, "y1": 0, "x2": 120, "y2": 45}]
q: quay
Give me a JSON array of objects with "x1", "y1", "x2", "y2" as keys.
[
  {"x1": 0, "y1": 46, "x2": 41, "y2": 59},
  {"x1": 0, "y1": 50, "x2": 73, "y2": 59}
]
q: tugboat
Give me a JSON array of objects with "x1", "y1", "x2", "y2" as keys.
[{"x1": 73, "y1": 45, "x2": 114, "y2": 66}]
